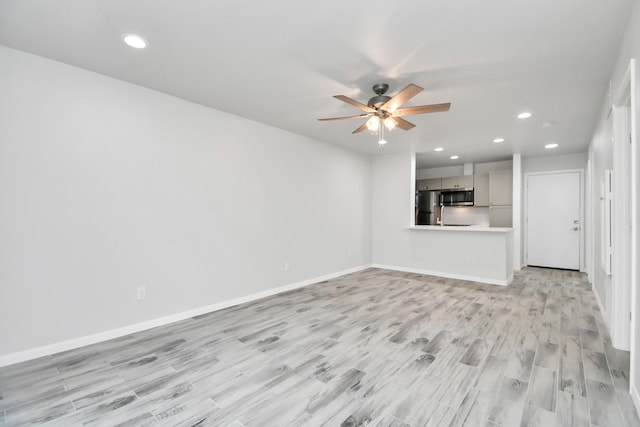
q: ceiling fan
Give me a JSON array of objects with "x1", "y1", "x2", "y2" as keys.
[{"x1": 318, "y1": 83, "x2": 451, "y2": 137}]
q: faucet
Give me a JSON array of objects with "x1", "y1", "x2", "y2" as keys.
[{"x1": 440, "y1": 203, "x2": 445, "y2": 226}]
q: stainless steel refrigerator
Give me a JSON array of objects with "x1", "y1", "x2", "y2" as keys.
[{"x1": 416, "y1": 191, "x2": 441, "y2": 225}]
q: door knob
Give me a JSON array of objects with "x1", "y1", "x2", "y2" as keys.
[{"x1": 570, "y1": 227, "x2": 579, "y2": 231}]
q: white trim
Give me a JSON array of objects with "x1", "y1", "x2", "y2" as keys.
[
  {"x1": 0, "y1": 265, "x2": 370, "y2": 367},
  {"x1": 592, "y1": 279, "x2": 609, "y2": 330},
  {"x1": 627, "y1": 57, "x2": 639, "y2": 406},
  {"x1": 632, "y1": 384, "x2": 640, "y2": 422},
  {"x1": 586, "y1": 151, "x2": 594, "y2": 283},
  {"x1": 523, "y1": 169, "x2": 585, "y2": 271},
  {"x1": 611, "y1": 104, "x2": 631, "y2": 350},
  {"x1": 512, "y1": 154, "x2": 522, "y2": 271},
  {"x1": 371, "y1": 263, "x2": 512, "y2": 286},
  {"x1": 405, "y1": 225, "x2": 512, "y2": 233}
]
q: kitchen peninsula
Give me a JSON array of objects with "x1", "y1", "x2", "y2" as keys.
[
  {"x1": 371, "y1": 153, "x2": 515, "y2": 287},
  {"x1": 405, "y1": 225, "x2": 514, "y2": 286}
]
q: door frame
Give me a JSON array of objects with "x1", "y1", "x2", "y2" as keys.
[
  {"x1": 615, "y1": 57, "x2": 639, "y2": 412},
  {"x1": 523, "y1": 169, "x2": 585, "y2": 272},
  {"x1": 611, "y1": 102, "x2": 631, "y2": 351}
]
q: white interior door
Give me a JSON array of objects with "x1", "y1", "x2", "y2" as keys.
[{"x1": 526, "y1": 172, "x2": 581, "y2": 270}]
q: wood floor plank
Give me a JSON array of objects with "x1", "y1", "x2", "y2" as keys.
[
  {"x1": 0, "y1": 267, "x2": 635, "y2": 427},
  {"x1": 449, "y1": 387, "x2": 493, "y2": 427},
  {"x1": 527, "y1": 366, "x2": 557, "y2": 412},
  {"x1": 487, "y1": 376, "x2": 529, "y2": 425},
  {"x1": 616, "y1": 387, "x2": 640, "y2": 427},
  {"x1": 533, "y1": 341, "x2": 560, "y2": 370},
  {"x1": 520, "y1": 405, "x2": 556, "y2": 427},
  {"x1": 422, "y1": 330, "x2": 453, "y2": 355},
  {"x1": 556, "y1": 390, "x2": 589, "y2": 427},
  {"x1": 585, "y1": 379, "x2": 625, "y2": 426},
  {"x1": 473, "y1": 355, "x2": 507, "y2": 394},
  {"x1": 504, "y1": 349, "x2": 536, "y2": 381},
  {"x1": 579, "y1": 328, "x2": 605, "y2": 353},
  {"x1": 460, "y1": 338, "x2": 491, "y2": 367},
  {"x1": 559, "y1": 359, "x2": 586, "y2": 397},
  {"x1": 582, "y1": 350, "x2": 613, "y2": 383}
]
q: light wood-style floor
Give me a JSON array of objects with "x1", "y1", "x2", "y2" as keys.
[{"x1": 1, "y1": 267, "x2": 638, "y2": 426}]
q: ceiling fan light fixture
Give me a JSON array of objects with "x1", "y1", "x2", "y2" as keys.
[
  {"x1": 378, "y1": 138, "x2": 387, "y2": 148},
  {"x1": 366, "y1": 116, "x2": 380, "y2": 132},
  {"x1": 383, "y1": 117, "x2": 396, "y2": 131}
]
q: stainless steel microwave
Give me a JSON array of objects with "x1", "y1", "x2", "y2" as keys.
[{"x1": 440, "y1": 190, "x2": 474, "y2": 206}]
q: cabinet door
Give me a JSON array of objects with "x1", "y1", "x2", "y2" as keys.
[
  {"x1": 441, "y1": 177, "x2": 457, "y2": 190},
  {"x1": 442, "y1": 175, "x2": 473, "y2": 189},
  {"x1": 490, "y1": 170, "x2": 513, "y2": 206},
  {"x1": 457, "y1": 175, "x2": 474, "y2": 189},
  {"x1": 416, "y1": 179, "x2": 429, "y2": 191},
  {"x1": 474, "y1": 174, "x2": 490, "y2": 206},
  {"x1": 490, "y1": 206, "x2": 513, "y2": 227},
  {"x1": 425, "y1": 178, "x2": 442, "y2": 190}
]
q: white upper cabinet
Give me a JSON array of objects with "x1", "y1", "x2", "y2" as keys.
[
  {"x1": 474, "y1": 174, "x2": 490, "y2": 206},
  {"x1": 489, "y1": 170, "x2": 513, "y2": 206},
  {"x1": 416, "y1": 178, "x2": 442, "y2": 191},
  {"x1": 441, "y1": 175, "x2": 473, "y2": 190}
]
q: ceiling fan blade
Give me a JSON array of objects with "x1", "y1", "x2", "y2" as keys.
[
  {"x1": 334, "y1": 95, "x2": 376, "y2": 113},
  {"x1": 390, "y1": 117, "x2": 416, "y2": 131},
  {"x1": 318, "y1": 113, "x2": 371, "y2": 121},
  {"x1": 381, "y1": 84, "x2": 423, "y2": 112},
  {"x1": 352, "y1": 122, "x2": 369, "y2": 134},
  {"x1": 393, "y1": 103, "x2": 451, "y2": 117}
]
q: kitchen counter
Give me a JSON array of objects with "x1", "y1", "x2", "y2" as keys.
[
  {"x1": 373, "y1": 225, "x2": 514, "y2": 286},
  {"x1": 407, "y1": 225, "x2": 512, "y2": 233}
]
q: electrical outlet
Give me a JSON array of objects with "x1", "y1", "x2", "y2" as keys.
[
  {"x1": 284, "y1": 261, "x2": 290, "y2": 271},
  {"x1": 137, "y1": 286, "x2": 146, "y2": 300}
]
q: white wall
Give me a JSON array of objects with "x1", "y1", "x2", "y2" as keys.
[
  {"x1": 416, "y1": 159, "x2": 512, "y2": 180},
  {"x1": 587, "y1": 0, "x2": 640, "y2": 410},
  {"x1": 371, "y1": 152, "x2": 414, "y2": 265},
  {"x1": 523, "y1": 152, "x2": 588, "y2": 173},
  {"x1": 474, "y1": 160, "x2": 513, "y2": 175},
  {"x1": 0, "y1": 46, "x2": 372, "y2": 358},
  {"x1": 416, "y1": 165, "x2": 463, "y2": 179}
]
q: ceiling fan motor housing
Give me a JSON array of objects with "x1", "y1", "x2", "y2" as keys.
[{"x1": 368, "y1": 83, "x2": 391, "y2": 108}]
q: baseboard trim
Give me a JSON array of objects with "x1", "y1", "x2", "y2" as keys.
[
  {"x1": 370, "y1": 264, "x2": 512, "y2": 286},
  {"x1": 632, "y1": 384, "x2": 640, "y2": 422},
  {"x1": 592, "y1": 283, "x2": 608, "y2": 329},
  {"x1": 0, "y1": 265, "x2": 370, "y2": 368}
]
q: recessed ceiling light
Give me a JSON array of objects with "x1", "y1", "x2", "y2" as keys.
[
  {"x1": 545, "y1": 143, "x2": 558, "y2": 149},
  {"x1": 434, "y1": 147, "x2": 444, "y2": 152},
  {"x1": 123, "y1": 34, "x2": 147, "y2": 49},
  {"x1": 450, "y1": 155, "x2": 459, "y2": 160},
  {"x1": 493, "y1": 138, "x2": 505, "y2": 143},
  {"x1": 518, "y1": 112, "x2": 532, "y2": 119}
]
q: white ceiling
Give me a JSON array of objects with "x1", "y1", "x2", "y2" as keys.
[{"x1": 0, "y1": 0, "x2": 636, "y2": 168}]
